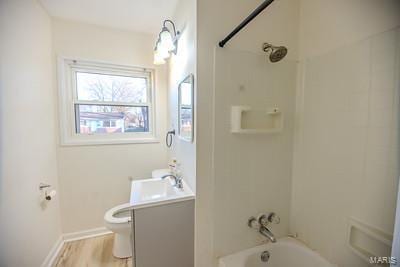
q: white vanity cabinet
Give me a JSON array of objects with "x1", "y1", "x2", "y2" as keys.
[
  {"x1": 132, "y1": 199, "x2": 194, "y2": 267},
  {"x1": 129, "y1": 178, "x2": 195, "y2": 267}
]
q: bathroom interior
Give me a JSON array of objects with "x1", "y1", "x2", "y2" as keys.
[{"x1": 1, "y1": 0, "x2": 400, "y2": 267}]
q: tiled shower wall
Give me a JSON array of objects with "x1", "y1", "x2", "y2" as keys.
[
  {"x1": 291, "y1": 28, "x2": 400, "y2": 267},
  {"x1": 213, "y1": 49, "x2": 297, "y2": 257}
]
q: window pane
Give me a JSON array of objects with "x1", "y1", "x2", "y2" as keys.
[
  {"x1": 180, "y1": 82, "x2": 192, "y2": 106},
  {"x1": 75, "y1": 104, "x2": 149, "y2": 134},
  {"x1": 76, "y1": 72, "x2": 148, "y2": 103},
  {"x1": 180, "y1": 107, "x2": 192, "y2": 139}
]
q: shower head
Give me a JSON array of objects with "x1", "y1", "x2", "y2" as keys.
[{"x1": 262, "y1": 43, "x2": 287, "y2": 63}]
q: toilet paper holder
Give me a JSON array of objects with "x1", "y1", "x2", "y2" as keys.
[
  {"x1": 39, "y1": 183, "x2": 56, "y2": 201},
  {"x1": 39, "y1": 183, "x2": 51, "y2": 190}
]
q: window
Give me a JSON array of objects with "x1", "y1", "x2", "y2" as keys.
[{"x1": 58, "y1": 58, "x2": 157, "y2": 145}]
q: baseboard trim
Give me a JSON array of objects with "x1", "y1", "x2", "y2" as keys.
[
  {"x1": 63, "y1": 227, "x2": 112, "y2": 243},
  {"x1": 42, "y1": 227, "x2": 112, "y2": 267},
  {"x1": 41, "y1": 236, "x2": 64, "y2": 267}
]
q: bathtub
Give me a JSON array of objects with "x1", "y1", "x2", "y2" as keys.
[{"x1": 219, "y1": 238, "x2": 335, "y2": 267}]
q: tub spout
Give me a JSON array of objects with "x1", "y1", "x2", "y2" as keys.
[
  {"x1": 248, "y1": 214, "x2": 279, "y2": 243},
  {"x1": 259, "y1": 226, "x2": 277, "y2": 243}
]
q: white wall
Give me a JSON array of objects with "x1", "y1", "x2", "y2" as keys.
[
  {"x1": 168, "y1": 0, "x2": 197, "y2": 191},
  {"x1": 0, "y1": 0, "x2": 62, "y2": 266},
  {"x1": 52, "y1": 19, "x2": 169, "y2": 233},
  {"x1": 196, "y1": 0, "x2": 299, "y2": 265},
  {"x1": 291, "y1": 1, "x2": 400, "y2": 266}
]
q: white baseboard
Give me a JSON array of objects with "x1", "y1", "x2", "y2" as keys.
[
  {"x1": 63, "y1": 227, "x2": 112, "y2": 243},
  {"x1": 41, "y1": 227, "x2": 112, "y2": 267},
  {"x1": 41, "y1": 236, "x2": 64, "y2": 267}
]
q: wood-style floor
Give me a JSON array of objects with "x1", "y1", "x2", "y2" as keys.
[{"x1": 54, "y1": 234, "x2": 132, "y2": 267}]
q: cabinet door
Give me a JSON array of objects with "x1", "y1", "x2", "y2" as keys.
[{"x1": 134, "y1": 200, "x2": 194, "y2": 267}]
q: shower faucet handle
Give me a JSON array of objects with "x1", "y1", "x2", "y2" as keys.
[
  {"x1": 248, "y1": 216, "x2": 260, "y2": 229},
  {"x1": 258, "y1": 212, "x2": 280, "y2": 226},
  {"x1": 269, "y1": 213, "x2": 280, "y2": 224}
]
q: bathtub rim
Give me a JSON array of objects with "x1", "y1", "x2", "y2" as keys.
[{"x1": 218, "y1": 237, "x2": 336, "y2": 267}]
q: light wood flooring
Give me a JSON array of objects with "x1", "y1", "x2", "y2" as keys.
[{"x1": 54, "y1": 234, "x2": 132, "y2": 267}]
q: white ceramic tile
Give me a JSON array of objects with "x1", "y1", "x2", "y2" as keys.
[
  {"x1": 371, "y1": 30, "x2": 397, "y2": 72},
  {"x1": 370, "y1": 67, "x2": 396, "y2": 93},
  {"x1": 370, "y1": 89, "x2": 394, "y2": 110},
  {"x1": 213, "y1": 48, "x2": 296, "y2": 256},
  {"x1": 292, "y1": 27, "x2": 399, "y2": 267}
]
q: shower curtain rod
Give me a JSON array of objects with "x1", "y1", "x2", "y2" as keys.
[{"x1": 218, "y1": 0, "x2": 275, "y2": 48}]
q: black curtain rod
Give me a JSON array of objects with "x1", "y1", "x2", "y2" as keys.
[{"x1": 218, "y1": 0, "x2": 275, "y2": 48}]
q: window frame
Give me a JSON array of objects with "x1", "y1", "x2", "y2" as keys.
[{"x1": 58, "y1": 57, "x2": 158, "y2": 146}]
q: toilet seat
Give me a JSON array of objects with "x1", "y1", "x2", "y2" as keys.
[
  {"x1": 104, "y1": 202, "x2": 133, "y2": 258},
  {"x1": 104, "y1": 203, "x2": 132, "y2": 224}
]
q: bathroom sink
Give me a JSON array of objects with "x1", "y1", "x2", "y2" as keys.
[{"x1": 130, "y1": 178, "x2": 195, "y2": 209}]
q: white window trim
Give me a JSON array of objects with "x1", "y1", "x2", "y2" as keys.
[{"x1": 58, "y1": 57, "x2": 158, "y2": 146}]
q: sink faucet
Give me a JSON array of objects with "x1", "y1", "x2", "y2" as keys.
[
  {"x1": 161, "y1": 174, "x2": 183, "y2": 189},
  {"x1": 248, "y1": 212, "x2": 280, "y2": 243}
]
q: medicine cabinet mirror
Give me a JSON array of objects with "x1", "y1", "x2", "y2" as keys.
[{"x1": 178, "y1": 74, "x2": 194, "y2": 142}]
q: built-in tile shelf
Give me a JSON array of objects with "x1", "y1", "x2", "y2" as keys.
[
  {"x1": 230, "y1": 105, "x2": 283, "y2": 134},
  {"x1": 347, "y1": 217, "x2": 393, "y2": 263}
]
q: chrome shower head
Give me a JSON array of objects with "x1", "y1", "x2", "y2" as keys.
[{"x1": 262, "y1": 43, "x2": 287, "y2": 63}]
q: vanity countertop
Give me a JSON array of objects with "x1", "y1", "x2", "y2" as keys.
[{"x1": 130, "y1": 177, "x2": 195, "y2": 209}]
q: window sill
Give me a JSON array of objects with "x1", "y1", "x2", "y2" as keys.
[{"x1": 60, "y1": 137, "x2": 160, "y2": 146}]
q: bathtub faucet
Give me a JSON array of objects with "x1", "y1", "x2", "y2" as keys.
[
  {"x1": 259, "y1": 226, "x2": 277, "y2": 243},
  {"x1": 248, "y1": 212, "x2": 280, "y2": 243}
]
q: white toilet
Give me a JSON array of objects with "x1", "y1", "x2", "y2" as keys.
[
  {"x1": 104, "y1": 203, "x2": 133, "y2": 258},
  {"x1": 104, "y1": 169, "x2": 171, "y2": 259}
]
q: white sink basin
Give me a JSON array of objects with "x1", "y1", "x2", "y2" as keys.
[{"x1": 130, "y1": 178, "x2": 195, "y2": 209}]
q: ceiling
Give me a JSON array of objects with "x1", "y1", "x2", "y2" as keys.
[{"x1": 40, "y1": 0, "x2": 179, "y2": 34}]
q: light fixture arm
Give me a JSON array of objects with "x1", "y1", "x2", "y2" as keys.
[
  {"x1": 163, "y1": 19, "x2": 178, "y2": 37},
  {"x1": 161, "y1": 19, "x2": 180, "y2": 55},
  {"x1": 153, "y1": 19, "x2": 180, "y2": 65}
]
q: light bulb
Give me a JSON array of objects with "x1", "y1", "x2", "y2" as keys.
[
  {"x1": 153, "y1": 52, "x2": 166, "y2": 65},
  {"x1": 156, "y1": 41, "x2": 170, "y2": 59},
  {"x1": 160, "y1": 28, "x2": 176, "y2": 52}
]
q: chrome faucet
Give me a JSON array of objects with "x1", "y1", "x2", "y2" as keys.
[
  {"x1": 248, "y1": 212, "x2": 280, "y2": 243},
  {"x1": 161, "y1": 174, "x2": 183, "y2": 189},
  {"x1": 259, "y1": 226, "x2": 277, "y2": 243}
]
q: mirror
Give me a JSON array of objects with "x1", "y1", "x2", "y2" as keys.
[{"x1": 178, "y1": 74, "x2": 194, "y2": 142}]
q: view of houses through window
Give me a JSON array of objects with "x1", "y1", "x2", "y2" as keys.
[
  {"x1": 179, "y1": 81, "x2": 193, "y2": 140},
  {"x1": 74, "y1": 72, "x2": 150, "y2": 134}
]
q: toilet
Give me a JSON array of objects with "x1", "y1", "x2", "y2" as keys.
[
  {"x1": 104, "y1": 169, "x2": 171, "y2": 259},
  {"x1": 104, "y1": 203, "x2": 133, "y2": 259}
]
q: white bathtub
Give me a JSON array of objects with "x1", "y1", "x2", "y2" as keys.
[{"x1": 219, "y1": 238, "x2": 335, "y2": 267}]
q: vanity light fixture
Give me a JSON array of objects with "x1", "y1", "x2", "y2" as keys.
[{"x1": 153, "y1": 20, "x2": 180, "y2": 65}]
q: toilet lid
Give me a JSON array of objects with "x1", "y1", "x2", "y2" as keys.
[{"x1": 104, "y1": 203, "x2": 132, "y2": 224}]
